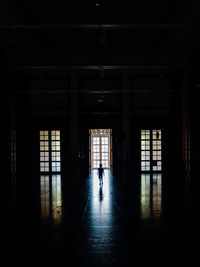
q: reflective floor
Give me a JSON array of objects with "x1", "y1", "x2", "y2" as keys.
[{"x1": 4, "y1": 170, "x2": 196, "y2": 267}]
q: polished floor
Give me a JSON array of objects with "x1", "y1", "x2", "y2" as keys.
[{"x1": 3, "y1": 170, "x2": 196, "y2": 267}]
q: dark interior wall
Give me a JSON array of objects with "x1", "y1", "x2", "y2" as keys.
[
  {"x1": 1, "y1": 73, "x2": 191, "y2": 233},
  {"x1": 182, "y1": 0, "x2": 200, "y2": 23},
  {"x1": 11, "y1": 72, "x2": 187, "y2": 186},
  {"x1": 189, "y1": 71, "x2": 198, "y2": 195},
  {"x1": 137, "y1": 0, "x2": 182, "y2": 23},
  {"x1": 130, "y1": 76, "x2": 171, "y2": 116},
  {"x1": 2, "y1": 95, "x2": 12, "y2": 199},
  {"x1": 169, "y1": 75, "x2": 185, "y2": 177},
  {"x1": 0, "y1": 62, "x2": 193, "y2": 205},
  {"x1": 79, "y1": 76, "x2": 121, "y2": 112}
]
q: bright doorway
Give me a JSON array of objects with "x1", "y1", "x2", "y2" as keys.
[{"x1": 89, "y1": 129, "x2": 112, "y2": 171}]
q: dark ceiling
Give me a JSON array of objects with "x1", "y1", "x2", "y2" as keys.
[
  {"x1": 1, "y1": 0, "x2": 185, "y2": 24},
  {"x1": 0, "y1": 0, "x2": 200, "y2": 76}
]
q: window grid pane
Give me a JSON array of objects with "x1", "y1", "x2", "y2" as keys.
[
  {"x1": 93, "y1": 137, "x2": 100, "y2": 144},
  {"x1": 141, "y1": 130, "x2": 150, "y2": 172},
  {"x1": 152, "y1": 129, "x2": 162, "y2": 172},
  {"x1": 40, "y1": 130, "x2": 61, "y2": 173},
  {"x1": 93, "y1": 145, "x2": 100, "y2": 153},
  {"x1": 101, "y1": 137, "x2": 109, "y2": 145},
  {"x1": 102, "y1": 160, "x2": 108, "y2": 168},
  {"x1": 51, "y1": 131, "x2": 61, "y2": 173},
  {"x1": 93, "y1": 153, "x2": 100, "y2": 160},
  {"x1": 93, "y1": 160, "x2": 100, "y2": 168},
  {"x1": 40, "y1": 131, "x2": 50, "y2": 172},
  {"x1": 101, "y1": 145, "x2": 108, "y2": 152}
]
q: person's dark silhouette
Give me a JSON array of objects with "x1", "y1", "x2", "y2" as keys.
[
  {"x1": 98, "y1": 164, "x2": 104, "y2": 185},
  {"x1": 99, "y1": 186, "x2": 103, "y2": 201}
]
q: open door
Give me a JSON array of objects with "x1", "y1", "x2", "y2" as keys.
[{"x1": 89, "y1": 129, "x2": 112, "y2": 172}]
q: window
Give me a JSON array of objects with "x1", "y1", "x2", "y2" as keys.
[
  {"x1": 141, "y1": 129, "x2": 162, "y2": 172},
  {"x1": 40, "y1": 130, "x2": 61, "y2": 173}
]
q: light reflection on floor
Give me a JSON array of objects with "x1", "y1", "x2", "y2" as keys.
[
  {"x1": 40, "y1": 174, "x2": 62, "y2": 224},
  {"x1": 86, "y1": 170, "x2": 113, "y2": 255},
  {"x1": 91, "y1": 169, "x2": 111, "y2": 217},
  {"x1": 141, "y1": 174, "x2": 151, "y2": 218},
  {"x1": 52, "y1": 175, "x2": 62, "y2": 223},
  {"x1": 40, "y1": 175, "x2": 50, "y2": 219},
  {"x1": 14, "y1": 170, "x2": 193, "y2": 267},
  {"x1": 141, "y1": 173, "x2": 162, "y2": 219},
  {"x1": 152, "y1": 174, "x2": 162, "y2": 217}
]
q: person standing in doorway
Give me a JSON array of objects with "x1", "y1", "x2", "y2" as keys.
[{"x1": 98, "y1": 163, "x2": 104, "y2": 185}]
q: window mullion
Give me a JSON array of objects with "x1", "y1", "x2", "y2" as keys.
[{"x1": 150, "y1": 130, "x2": 153, "y2": 173}]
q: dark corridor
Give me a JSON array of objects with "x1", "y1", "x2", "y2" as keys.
[{"x1": 1, "y1": 0, "x2": 199, "y2": 266}]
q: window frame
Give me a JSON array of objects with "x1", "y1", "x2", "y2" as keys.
[
  {"x1": 141, "y1": 129, "x2": 162, "y2": 173},
  {"x1": 40, "y1": 130, "x2": 61, "y2": 173}
]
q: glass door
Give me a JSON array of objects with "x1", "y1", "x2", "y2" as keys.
[
  {"x1": 90, "y1": 129, "x2": 112, "y2": 170},
  {"x1": 92, "y1": 136, "x2": 100, "y2": 168},
  {"x1": 101, "y1": 136, "x2": 109, "y2": 168}
]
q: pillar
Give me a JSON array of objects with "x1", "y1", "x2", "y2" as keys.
[
  {"x1": 70, "y1": 74, "x2": 79, "y2": 180},
  {"x1": 182, "y1": 72, "x2": 191, "y2": 184},
  {"x1": 121, "y1": 74, "x2": 131, "y2": 181}
]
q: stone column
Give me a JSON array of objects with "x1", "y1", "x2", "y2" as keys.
[
  {"x1": 121, "y1": 74, "x2": 131, "y2": 181},
  {"x1": 70, "y1": 74, "x2": 79, "y2": 180},
  {"x1": 182, "y1": 73, "x2": 191, "y2": 184}
]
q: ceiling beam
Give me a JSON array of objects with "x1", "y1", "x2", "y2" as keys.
[
  {"x1": 12, "y1": 65, "x2": 191, "y2": 71},
  {"x1": 0, "y1": 24, "x2": 198, "y2": 31},
  {"x1": 17, "y1": 89, "x2": 184, "y2": 94}
]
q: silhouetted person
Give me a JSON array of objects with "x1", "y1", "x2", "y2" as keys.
[{"x1": 98, "y1": 164, "x2": 104, "y2": 185}]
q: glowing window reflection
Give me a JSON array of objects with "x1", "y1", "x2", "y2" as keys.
[
  {"x1": 40, "y1": 174, "x2": 62, "y2": 223},
  {"x1": 141, "y1": 174, "x2": 151, "y2": 218},
  {"x1": 141, "y1": 174, "x2": 162, "y2": 219},
  {"x1": 52, "y1": 175, "x2": 62, "y2": 224},
  {"x1": 152, "y1": 174, "x2": 162, "y2": 217},
  {"x1": 40, "y1": 175, "x2": 50, "y2": 219}
]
